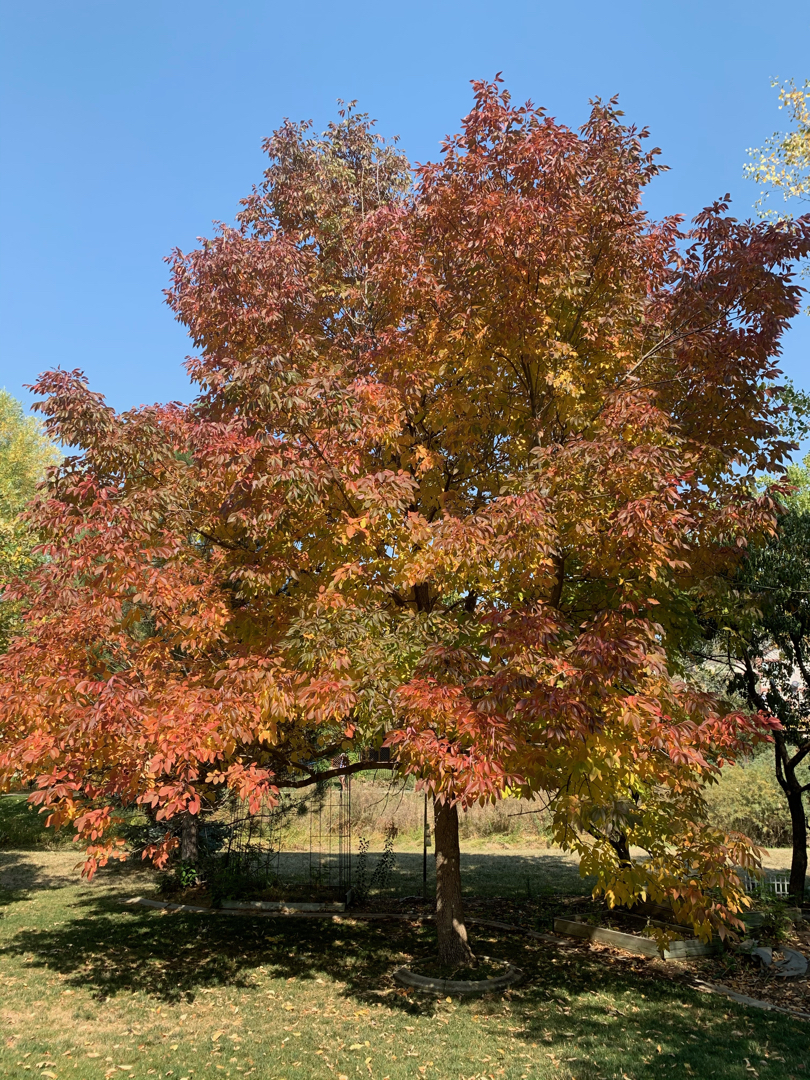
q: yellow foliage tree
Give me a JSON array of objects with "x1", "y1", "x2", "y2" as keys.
[
  {"x1": 0, "y1": 390, "x2": 60, "y2": 650},
  {"x1": 746, "y1": 79, "x2": 810, "y2": 216}
]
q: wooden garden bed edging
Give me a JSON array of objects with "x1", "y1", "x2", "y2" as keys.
[
  {"x1": 124, "y1": 897, "x2": 392, "y2": 918},
  {"x1": 553, "y1": 917, "x2": 717, "y2": 960},
  {"x1": 220, "y1": 899, "x2": 346, "y2": 912}
]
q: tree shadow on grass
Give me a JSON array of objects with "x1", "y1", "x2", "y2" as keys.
[
  {"x1": 0, "y1": 849, "x2": 88, "y2": 908},
  {"x1": 0, "y1": 847, "x2": 155, "y2": 896},
  {"x1": 5, "y1": 893, "x2": 439, "y2": 1004},
  {"x1": 341, "y1": 848, "x2": 593, "y2": 902},
  {"x1": 5, "y1": 892, "x2": 810, "y2": 1077}
]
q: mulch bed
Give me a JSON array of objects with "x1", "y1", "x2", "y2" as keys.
[{"x1": 682, "y1": 920, "x2": 810, "y2": 1014}]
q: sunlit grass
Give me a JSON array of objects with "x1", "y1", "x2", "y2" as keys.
[
  {"x1": 0, "y1": 863, "x2": 807, "y2": 1080},
  {"x1": 0, "y1": 795, "x2": 75, "y2": 850}
]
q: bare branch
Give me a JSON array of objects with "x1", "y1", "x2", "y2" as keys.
[{"x1": 274, "y1": 760, "x2": 396, "y2": 789}]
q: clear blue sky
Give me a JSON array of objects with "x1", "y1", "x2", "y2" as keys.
[{"x1": 1, "y1": 0, "x2": 809, "y2": 442}]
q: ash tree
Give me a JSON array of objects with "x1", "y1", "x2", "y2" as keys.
[{"x1": 2, "y1": 79, "x2": 809, "y2": 966}]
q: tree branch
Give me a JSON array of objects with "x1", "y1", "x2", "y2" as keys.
[
  {"x1": 274, "y1": 760, "x2": 396, "y2": 789},
  {"x1": 741, "y1": 650, "x2": 769, "y2": 713}
]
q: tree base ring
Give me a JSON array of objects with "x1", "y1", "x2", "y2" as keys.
[{"x1": 392, "y1": 956, "x2": 523, "y2": 996}]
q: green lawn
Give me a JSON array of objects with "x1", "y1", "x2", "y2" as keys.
[
  {"x1": 0, "y1": 795, "x2": 75, "y2": 850},
  {"x1": 0, "y1": 850, "x2": 807, "y2": 1080}
]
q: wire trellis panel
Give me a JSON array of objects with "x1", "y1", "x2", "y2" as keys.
[
  {"x1": 220, "y1": 755, "x2": 405, "y2": 901},
  {"x1": 223, "y1": 773, "x2": 353, "y2": 898},
  {"x1": 307, "y1": 772, "x2": 352, "y2": 894},
  {"x1": 223, "y1": 795, "x2": 285, "y2": 884}
]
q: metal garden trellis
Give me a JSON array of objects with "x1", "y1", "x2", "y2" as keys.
[
  {"x1": 222, "y1": 750, "x2": 399, "y2": 899},
  {"x1": 223, "y1": 775, "x2": 353, "y2": 897}
]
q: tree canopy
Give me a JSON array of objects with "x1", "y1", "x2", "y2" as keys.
[
  {"x1": 0, "y1": 390, "x2": 60, "y2": 650},
  {"x1": 2, "y1": 81, "x2": 809, "y2": 957},
  {"x1": 691, "y1": 453, "x2": 810, "y2": 901}
]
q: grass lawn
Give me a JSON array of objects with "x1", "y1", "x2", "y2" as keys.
[
  {"x1": 1, "y1": 849, "x2": 808, "y2": 1080},
  {"x1": 0, "y1": 796, "x2": 76, "y2": 851}
]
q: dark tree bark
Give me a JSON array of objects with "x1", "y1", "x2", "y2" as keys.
[
  {"x1": 785, "y1": 787, "x2": 808, "y2": 904},
  {"x1": 609, "y1": 831, "x2": 632, "y2": 867},
  {"x1": 774, "y1": 734, "x2": 809, "y2": 905},
  {"x1": 180, "y1": 811, "x2": 199, "y2": 864},
  {"x1": 433, "y1": 798, "x2": 475, "y2": 967}
]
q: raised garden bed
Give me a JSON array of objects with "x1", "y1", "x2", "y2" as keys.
[
  {"x1": 220, "y1": 899, "x2": 345, "y2": 912},
  {"x1": 554, "y1": 917, "x2": 717, "y2": 960}
]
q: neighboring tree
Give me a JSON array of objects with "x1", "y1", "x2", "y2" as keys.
[
  {"x1": 691, "y1": 455, "x2": 810, "y2": 903},
  {"x1": 746, "y1": 79, "x2": 810, "y2": 217},
  {"x1": 2, "y1": 81, "x2": 809, "y2": 965},
  {"x1": 704, "y1": 750, "x2": 804, "y2": 847},
  {"x1": 746, "y1": 77, "x2": 810, "y2": 307},
  {"x1": 0, "y1": 390, "x2": 59, "y2": 651}
]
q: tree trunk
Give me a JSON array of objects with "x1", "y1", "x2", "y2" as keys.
[
  {"x1": 609, "y1": 830, "x2": 632, "y2": 868},
  {"x1": 784, "y1": 784, "x2": 808, "y2": 905},
  {"x1": 433, "y1": 799, "x2": 475, "y2": 967},
  {"x1": 774, "y1": 736, "x2": 807, "y2": 905},
  {"x1": 180, "y1": 811, "x2": 199, "y2": 864}
]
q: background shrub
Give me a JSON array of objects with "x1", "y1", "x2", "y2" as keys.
[{"x1": 704, "y1": 752, "x2": 810, "y2": 846}]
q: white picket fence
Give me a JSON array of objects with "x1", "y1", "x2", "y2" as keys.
[{"x1": 737, "y1": 868, "x2": 791, "y2": 898}]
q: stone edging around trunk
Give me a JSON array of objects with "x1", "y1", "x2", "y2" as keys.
[
  {"x1": 392, "y1": 957, "x2": 523, "y2": 997},
  {"x1": 121, "y1": 898, "x2": 810, "y2": 1020}
]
